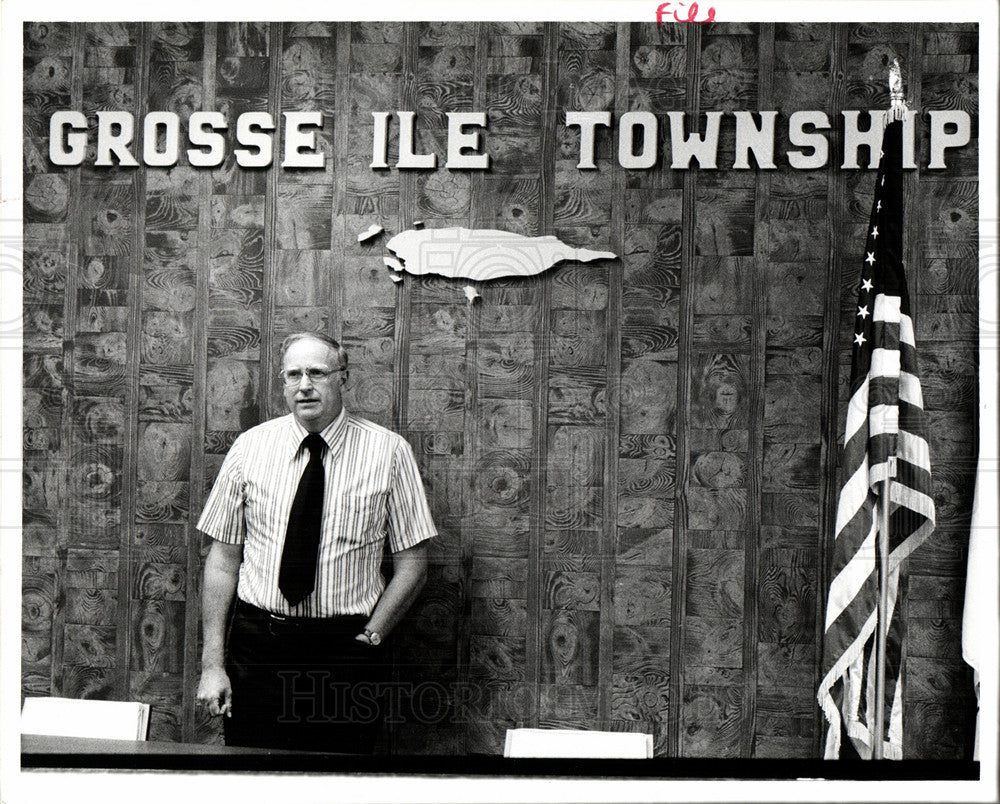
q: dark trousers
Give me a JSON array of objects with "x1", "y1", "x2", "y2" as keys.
[{"x1": 224, "y1": 598, "x2": 387, "y2": 753}]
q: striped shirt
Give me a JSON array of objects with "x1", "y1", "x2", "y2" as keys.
[{"x1": 197, "y1": 409, "x2": 436, "y2": 617}]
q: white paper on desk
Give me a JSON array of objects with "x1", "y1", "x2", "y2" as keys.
[
  {"x1": 504, "y1": 727, "x2": 653, "y2": 758},
  {"x1": 21, "y1": 696, "x2": 150, "y2": 740}
]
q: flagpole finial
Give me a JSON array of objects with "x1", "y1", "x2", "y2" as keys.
[{"x1": 888, "y1": 58, "x2": 909, "y2": 123}]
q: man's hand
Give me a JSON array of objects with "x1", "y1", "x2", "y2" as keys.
[
  {"x1": 196, "y1": 665, "x2": 233, "y2": 717},
  {"x1": 198, "y1": 541, "x2": 242, "y2": 719}
]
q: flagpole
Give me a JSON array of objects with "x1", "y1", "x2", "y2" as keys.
[
  {"x1": 871, "y1": 60, "x2": 908, "y2": 761},
  {"x1": 874, "y1": 466, "x2": 893, "y2": 760}
]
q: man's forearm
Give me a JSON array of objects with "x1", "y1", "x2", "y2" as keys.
[
  {"x1": 201, "y1": 541, "x2": 243, "y2": 668},
  {"x1": 364, "y1": 542, "x2": 428, "y2": 638}
]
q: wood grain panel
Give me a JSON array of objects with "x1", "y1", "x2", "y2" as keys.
[
  {"x1": 682, "y1": 618, "x2": 743, "y2": 669},
  {"x1": 64, "y1": 587, "x2": 118, "y2": 626},
  {"x1": 23, "y1": 244, "x2": 69, "y2": 303},
  {"x1": 619, "y1": 358, "x2": 676, "y2": 433},
  {"x1": 622, "y1": 227, "x2": 681, "y2": 309},
  {"x1": 22, "y1": 663, "x2": 53, "y2": 697},
  {"x1": 757, "y1": 564, "x2": 817, "y2": 645},
  {"x1": 761, "y1": 443, "x2": 821, "y2": 491},
  {"x1": 61, "y1": 666, "x2": 119, "y2": 700},
  {"x1": 542, "y1": 529, "x2": 601, "y2": 559},
  {"x1": 134, "y1": 523, "x2": 187, "y2": 556},
  {"x1": 64, "y1": 548, "x2": 119, "y2": 590},
  {"x1": 907, "y1": 616, "x2": 964, "y2": 660},
  {"x1": 22, "y1": 569, "x2": 55, "y2": 664},
  {"x1": 547, "y1": 366, "x2": 607, "y2": 425},
  {"x1": 420, "y1": 455, "x2": 466, "y2": 515},
  {"x1": 621, "y1": 308, "x2": 679, "y2": 361},
  {"x1": 684, "y1": 550, "x2": 744, "y2": 619},
  {"x1": 469, "y1": 635, "x2": 526, "y2": 681},
  {"x1": 471, "y1": 598, "x2": 527, "y2": 637},
  {"x1": 130, "y1": 598, "x2": 185, "y2": 673},
  {"x1": 137, "y1": 422, "x2": 191, "y2": 480},
  {"x1": 138, "y1": 384, "x2": 193, "y2": 423},
  {"x1": 613, "y1": 625, "x2": 670, "y2": 661},
  {"x1": 132, "y1": 562, "x2": 187, "y2": 600},
  {"x1": 538, "y1": 683, "x2": 599, "y2": 725},
  {"x1": 611, "y1": 663, "x2": 670, "y2": 722},
  {"x1": 616, "y1": 527, "x2": 673, "y2": 566},
  {"x1": 541, "y1": 609, "x2": 598, "y2": 684},
  {"x1": 549, "y1": 310, "x2": 606, "y2": 367},
  {"x1": 64, "y1": 624, "x2": 117, "y2": 668},
  {"x1": 130, "y1": 671, "x2": 184, "y2": 742},
  {"x1": 619, "y1": 433, "x2": 675, "y2": 460},
  {"x1": 471, "y1": 450, "x2": 530, "y2": 516},
  {"x1": 756, "y1": 643, "x2": 815, "y2": 689},
  {"x1": 617, "y1": 490, "x2": 672, "y2": 530},
  {"x1": 23, "y1": 458, "x2": 63, "y2": 512},
  {"x1": 614, "y1": 568, "x2": 671, "y2": 627},
  {"x1": 692, "y1": 257, "x2": 750, "y2": 314},
  {"x1": 276, "y1": 186, "x2": 334, "y2": 249},
  {"x1": 135, "y1": 480, "x2": 189, "y2": 523},
  {"x1": 476, "y1": 337, "x2": 535, "y2": 400},
  {"x1": 695, "y1": 188, "x2": 754, "y2": 255},
  {"x1": 22, "y1": 512, "x2": 57, "y2": 557},
  {"x1": 470, "y1": 557, "x2": 528, "y2": 599},
  {"x1": 680, "y1": 684, "x2": 742, "y2": 757},
  {"x1": 689, "y1": 353, "x2": 748, "y2": 428},
  {"x1": 907, "y1": 656, "x2": 974, "y2": 702},
  {"x1": 686, "y1": 487, "x2": 747, "y2": 531},
  {"x1": 206, "y1": 358, "x2": 259, "y2": 430},
  {"x1": 761, "y1": 492, "x2": 818, "y2": 528},
  {"x1": 274, "y1": 250, "x2": 331, "y2": 307},
  {"x1": 690, "y1": 449, "x2": 746, "y2": 489},
  {"x1": 142, "y1": 266, "x2": 197, "y2": 314},
  {"x1": 903, "y1": 700, "x2": 975, "y2": 760},
  {"x1": 754, "y1": 716, "x2": 814, "y2": 756},
  {"x1": 755, "y1": 689, "x2": 814, "y2": 741},
  {"x1": 403, "y1": 565, "x2": 461, "y2": 657},
  {"x1": 925, "y1": 410, "x2": 976, "y2": 462},
  {"x1": 477, "y1": 399, "x2": 533, "y2": 450},
  {"x1": 542, "y1": 570, "x2": 600, "y2": 611},
  {"x1": 908, "y1": 527, "x2": 969, "y2": 577},
  {"x1": 208, "y1": 229, "x2": 264, "y2": 307}
]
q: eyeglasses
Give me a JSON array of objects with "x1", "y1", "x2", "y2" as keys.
[{"x1": 280, "y1": 367, "x2": 345, "y2": 386}]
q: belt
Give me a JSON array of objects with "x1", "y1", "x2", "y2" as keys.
[{"x1": 233, "y1": 598, "x2": 367, "y2": 631}]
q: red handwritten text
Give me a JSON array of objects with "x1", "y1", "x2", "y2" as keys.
[{"x1": 656, "y1": 1, "x2": 717, "y2": 26}]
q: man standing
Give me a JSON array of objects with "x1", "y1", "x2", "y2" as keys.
[{"x1": 195, "y1": 332, "x2": 435, "y2": 753}]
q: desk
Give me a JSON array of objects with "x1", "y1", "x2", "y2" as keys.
[
  {"x1": 22, "y1": 734, "x2": 282, "y2": 756},
  {"x1": 19, "y1": 736, "x2": 981, "y2": 779},
  {"x1": 21, "y1": 734, "x2": 337, "y2": 771}
]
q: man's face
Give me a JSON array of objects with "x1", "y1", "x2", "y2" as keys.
[{"x1": 282, "y1": 338, "x2": 344, "y2": 432}]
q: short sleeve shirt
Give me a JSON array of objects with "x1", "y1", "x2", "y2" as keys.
[{"x1": 196, "y1": 409, "x2": 436, "y2": 617}]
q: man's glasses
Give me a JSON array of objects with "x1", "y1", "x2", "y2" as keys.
[{"x1": 280, "y1": 367, "x2": 345, "y2": 387}]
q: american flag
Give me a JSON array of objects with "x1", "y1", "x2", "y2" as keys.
[{"x1": 817, "y1": 120, "x2": 936, "y2": 760}]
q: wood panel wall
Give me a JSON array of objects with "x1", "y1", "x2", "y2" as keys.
[{"x1": 21, "y1": 20, "x2": 979, "y2": 758}]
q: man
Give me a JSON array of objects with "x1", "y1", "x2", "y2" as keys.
[{"x1": 195, "y1": 332, "x2": 435, "y2": 753}]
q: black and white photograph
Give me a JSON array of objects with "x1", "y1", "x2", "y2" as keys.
[{"x1": 2, "y1": 1, "x2": 997, "y2": 801}]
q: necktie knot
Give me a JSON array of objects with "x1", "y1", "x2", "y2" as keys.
[{"x1": 303, "y1": 433, "x2": 326, "y2": 459}]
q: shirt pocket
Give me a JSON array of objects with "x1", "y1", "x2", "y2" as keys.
[{"x1": 334, "y1": 490, "x2": 388, "y2": 545}]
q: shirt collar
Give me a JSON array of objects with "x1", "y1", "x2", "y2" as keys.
[{"x1": 287, "y1": 407, "x2": 348, "y2": 460}]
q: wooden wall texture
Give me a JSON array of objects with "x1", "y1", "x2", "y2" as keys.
[{"x1": 21, "y1": 20, "x2": 979, "y2": 758}]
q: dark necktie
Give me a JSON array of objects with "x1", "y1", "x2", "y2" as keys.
[{"x1": 278, "y1": 433, "x2": 327, "y2": 606}]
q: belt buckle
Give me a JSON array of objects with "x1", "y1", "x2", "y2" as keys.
[{"x1": 268, "y1": 611, "x2": 288, "y2": 622}]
